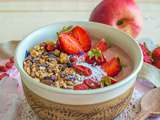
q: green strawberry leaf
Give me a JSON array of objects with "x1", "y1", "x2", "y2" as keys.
[
  {"x1": 88, "y1": 48, "x2": 102, "y2": 59},
  {"x1": 88, "y1": 50, "x2": 95, "y2": 59},
  {"x1": 61, "y1": 25, "x2": 73, "y2": 33},
  {"x1": 57, "y1": 25, "x2": 73, "y2": 36}
]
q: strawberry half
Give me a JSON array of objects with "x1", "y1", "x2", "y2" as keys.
[
  {"x1": 58, "y1": 33, "x2": 83, "y2": 54},
  {"x1": 73, "y1": 64, "x2": 92, "y2": 76},
  {"x1": 95, "y1": 38, "x2": 108, "y2": 52},
  {"x1": 83, "y1": 79, "x2": 101, "y2": 89},
  {"x1": 71, "y1": 26, "x2": 91, "y2": 52},
  {"x1": 101, "y1": 57, "x2": 121, "y2": 77},
  {"x1": 152, "y1": 47, "x2": 160, "y2": 60},
  {"x1": 73, "y1": 83, "x2": 89, "y2": 90},
  {"x1": 85, "y1": 48, "x2": 106, "y2": 65}
]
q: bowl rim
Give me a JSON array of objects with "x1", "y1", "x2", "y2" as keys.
[{"x1": 15, "y1": 21, "x2": 143, "y2": 95}]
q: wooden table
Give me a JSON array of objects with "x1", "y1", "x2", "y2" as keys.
[{"x1": 0, "y1": 0, "x2": 159, "y2": 44}]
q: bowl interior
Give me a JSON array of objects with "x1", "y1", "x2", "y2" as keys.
[{"x1": 15, "y1": 21, "x2": 143, "y2": 94}]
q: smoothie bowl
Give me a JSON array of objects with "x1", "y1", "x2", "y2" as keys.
[{"x1": 15, "y1": 21, "x2": 143, "y2": 120}]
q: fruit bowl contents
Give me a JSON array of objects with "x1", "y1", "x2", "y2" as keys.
[{"x1": 23, "y1": 25, "x2": 132, "y2": 90}]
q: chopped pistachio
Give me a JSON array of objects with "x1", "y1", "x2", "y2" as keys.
[
  {"x1": 53, "y1": 49, "x2": 60, "y2": 57},
  {"x1": 59, "y1": 52, "x2": 69, "y2": 64}
]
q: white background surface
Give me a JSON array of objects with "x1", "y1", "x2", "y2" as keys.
[{"x1": 0, "y1": 0, "x2": 160, "y2": 43}]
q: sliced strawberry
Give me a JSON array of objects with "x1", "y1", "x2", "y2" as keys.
[
  {"x1": 73, "y1": 65, "x2": 92, "y2": 76},
  {"x1": 58, "y1": 33, "x2": 83, "y2": 54},
  {"x1": 73, "y1": 83, "x2": 89, "y2": 90},
  {"x1": 101, "y1": 57, "x2": 121, "y2": 77},
  {"x1": 96, "y1": 54, "x2": 106, "y2": 65},
  {"x1": 83, "y1": 79, "x2": 101, "y2": 89},
  {"x1": 152, "y1": 47, "x2": 160, "y2": 60},
  {"x1": 71, "y1": 26, "x2": 91, "y2": 52},
  {"x1": 85, "y1": 54, "x2": 95, "y2": 64},
  {"x1": 95, "y1": 38, "x2": 108, "y2": 52},
  {"x1": 153, "y1": 59, "x2": 160, "y2": 69},
  {"x1": 45, "y1": 42, "x2": 56, "y2": 51},
  {"x1": 85, "y1": 48, "x2": 106, "y2": 65},
  {"x1": 0, "y1": 73, "x2": 9, "y2": 80}
]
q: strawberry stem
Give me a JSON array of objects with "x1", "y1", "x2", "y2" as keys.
[{"x1": 57, "y1": 25, "x2": 73, "y2": 36}]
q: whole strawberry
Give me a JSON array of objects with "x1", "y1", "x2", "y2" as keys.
[
  {"x1": 153, "y1": 60, "x2": 160, "y2": 69},
  {"x1": 152, "y1": 47, "x2": 160, "y2": 60}
]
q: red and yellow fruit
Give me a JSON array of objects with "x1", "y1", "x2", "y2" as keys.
[{"x1": 90, "y1": 0, "x2": 143, "y2": 38}]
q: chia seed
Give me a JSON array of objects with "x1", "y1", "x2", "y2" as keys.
[{"x1": 66, "y1": 62, "x2": 72, "y2": 67}]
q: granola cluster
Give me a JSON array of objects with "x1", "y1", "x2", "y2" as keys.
[{"x1": 23, "y1": 41, "x2": 77, "y2": 89}]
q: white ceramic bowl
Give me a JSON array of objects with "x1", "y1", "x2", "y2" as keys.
[{"x1": 15, "y1": 21, "x2": 143, "y2": 105}]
